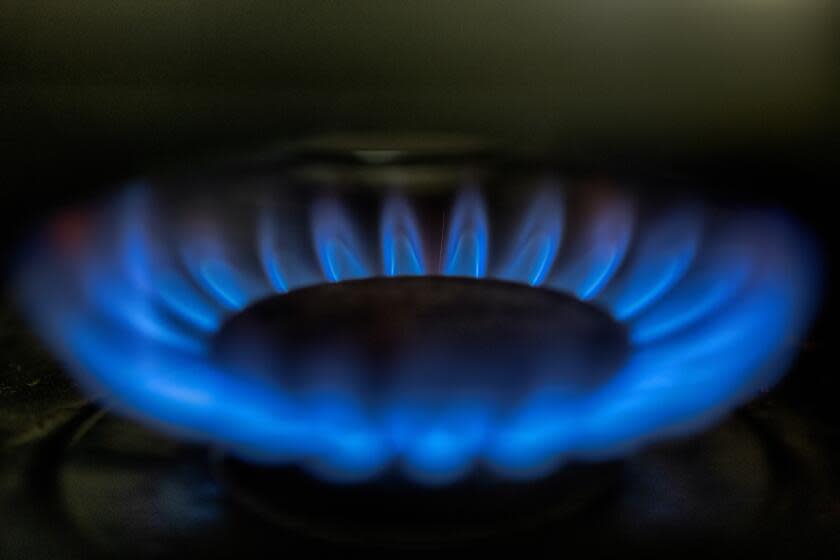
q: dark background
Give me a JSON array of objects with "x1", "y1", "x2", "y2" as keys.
[{"x1": 2, "y1": 1, "x2": 839, "y2": 239}]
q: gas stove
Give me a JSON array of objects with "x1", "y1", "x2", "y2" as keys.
[
  {"x1": 3, "y1": 2, "x2": 840, "y2": 556},
  {"x1": 2, "y1": 151, "x2": 838, "y2": 556}
]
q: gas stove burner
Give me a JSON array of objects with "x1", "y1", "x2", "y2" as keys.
[
  {"x1": 213, "y1": 277, "x2": 629, "y2": 404},
  {"x1": 12, "y1": 176, "x2": 821, "y2": 483}
]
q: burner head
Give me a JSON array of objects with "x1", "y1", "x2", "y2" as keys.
[{"x1": 213, "y1": 277, "x2": 629, "y2": 407}]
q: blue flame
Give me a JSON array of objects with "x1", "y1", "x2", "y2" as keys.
[
  {"x1": 549, "y1": 194, "x2": 634, "y2": 299},
  {"x1": 258, "y1": 210, "x2": 290, "y2": 292},
  {"x1": 13, "y1": 183, "x2": 821, "y2": 484},
  {"x1": 497, "y1": 186, "x2": 563, "y2": 285},
  {"x1": 386, "y1": 400, "x2": 492, "y2": 483},
  {"x1": 381, "y1": 194, "x2": 426, "y2": 276},
  {"x1": 181, "y1": 226, "x2": 270, "y2": 311},
  {"x1": 442, "y1": 188, "x2": 489, "y2": 278},
  {"x1": 311, "y1": 197, "x2": 371, "y2": 282},
  {"x1": 258, "y1": 208, "x2": 321, "y2": 292},
  {"x1": 628, "y1": 237, "x2": 751, "y2": 345},
  {"x1": 597, "y1": 205, "x2": 703, "y2": 319}
]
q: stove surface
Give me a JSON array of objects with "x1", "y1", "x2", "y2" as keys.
[{"x1": 2, "y1": 305, "x2": 839, "y2": 556}]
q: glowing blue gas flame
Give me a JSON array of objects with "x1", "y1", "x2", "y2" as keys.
[
  {"x1": 442, "y1": 188, "x2": 489, "y2": 278},
  {"x1": 258, "y1": 208, "x2": 321, "y2": 292},
  {"x1": 597, "y1": 205, "x2": 703, "y2": 320},
  {"x1": 497, "y1": 186, "x2": 563, "y2": 285},
  {"x1": 12, "y1": 182, "x2": 821, "y2": 484},
  {"x1": 381, "y1": 194, "x2": 426, "y2": 276},
  {"x1": 311, "y1": 197, "x2": 371, "y2": 282},
  {"x1": 181, "y1": 223, "x2": 270, "y2": 311},
  {"x1": 549, "y1": 193, "x2": 634, "y2": 299}
]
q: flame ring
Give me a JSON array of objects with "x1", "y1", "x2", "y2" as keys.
[{"x1": 16, "y1": 184, "x2": 820, "y2": 483}]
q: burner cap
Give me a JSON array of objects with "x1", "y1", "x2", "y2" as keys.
[{"x1": 212, "y1": 277, "x2": 629, "y2": 407}]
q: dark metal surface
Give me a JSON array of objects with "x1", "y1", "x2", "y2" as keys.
[
  {"x1": 214, "y1": 277, "x2": 629, "y2": 399},
  {"x1": 2, "y1": 397, "x2": 839, "y2": 556},
  {"x1": 0, "y1": 307, "x2": 85, "y2": 447}
]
